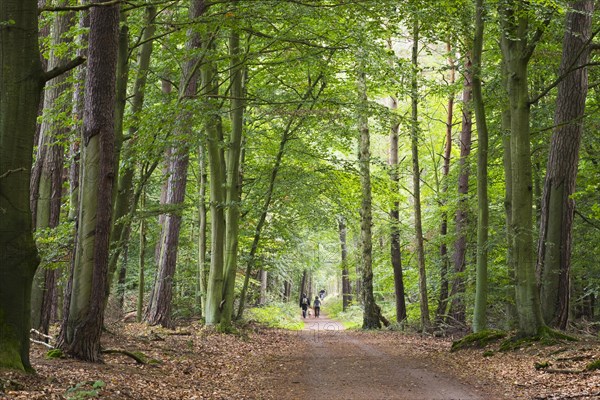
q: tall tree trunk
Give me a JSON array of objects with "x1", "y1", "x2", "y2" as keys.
[
  {"x1": 104, "y1": 14, "x2": 130, "y2": 299},
  {"x1": 501, "y1": 63, "x2": 517, "y2": 328},
  {"x1": 197, "y1": 143, "x2": 208, "y2": 317},
  {"x1": 357, "y1": 48, "x2": 381, "y2": 330},
  {"x1": 0, "y1": 0, "x2": 43, "y2": 371},
  {"x1": 435, "y1": 43, "x2": 455, "y2": 323},
  {"x1": 472, "y1": 0, "x2": 489, "y2": 333},
  {"x1": 499, "y1": 1, "x2": 547, "y2": 336},
  {"x1": 259, "y1": 271, "x2": 268, "y2": 305},
  {"x1": 410, "y1": 20, "x2": 430, "y2": 329},
  {"x1": 30, "y1": 6, "x2": 74, "y2": 334},
  {"x1": 537, "y1": 0, "x2": 593, "y2": 329},
  {"x1": 204, "y1": 41, "x2": 227, "y2": 325},
  {"x1": 300, "y1": 270, "x2": 308, "y2": 302},
  {"x1": 137, "y1": 186, "x2": 146, "y2": 322},
  {"x1": 338, "y1": 216, "x2": 352, "y2": 311},
  {"x1": 388, "y1": 95, "x2": 407, "y2": 323},
  {"x1": 145, "y1": 0, "x2": 203, "y2": 328},
  {"x1": 108, "y1": 6, "x2": 157, "y2": 297},
  {"x1": 59, "y1": 1, "x2": 120, "y2": 361},
  {"x1": 448, "y1": 55, "x2": 472, "y2": 326},
  {"x1": 68, "y1": 7, "x2": 89, "y2": 222},
  {"x1": 220, "y1": 19, "x2": 245, "y2": 330}
]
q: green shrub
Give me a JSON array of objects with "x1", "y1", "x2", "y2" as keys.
[
  {"x1": 323, "y1": 296, "x2": 362, "y2": 329},
  {"x1": 65, "y1": 380, "x2": 105, "y2": 400},
  {"x1": 246, "y1": 302, "x2": 304, "y2": 330}
]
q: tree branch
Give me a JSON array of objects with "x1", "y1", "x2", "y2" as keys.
[
  {"x1": 40, "y1": 0, "x2": 122, "y2": 13},
  {"x1": 0, "y1": 168, "x2": 26, "y2": 179},
  {"x1": 575, "y1": 209, "x2": 600, "y2": 231},
  {"x1": 41, "y1": 56, "x2": 86, "y2": 83}
]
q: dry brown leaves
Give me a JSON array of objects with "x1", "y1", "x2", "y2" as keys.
[
  {"x1": 1, "y1": 323, "x2": 599, "y2": 400},
  {"x1": 1, "y1": 321, "x2": 294, "y2": 400}
]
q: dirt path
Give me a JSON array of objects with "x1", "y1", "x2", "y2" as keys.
[{"x1": 263, "y1": 314, "x2": 507, "y2": 400}]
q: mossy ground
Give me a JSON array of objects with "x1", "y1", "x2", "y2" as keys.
[
  {"x1": 451, "y1": 330, "x2": 507, "y2": 352},
  {"x1": 499, "y1": 327, "x2": 577, "y2": 352}
]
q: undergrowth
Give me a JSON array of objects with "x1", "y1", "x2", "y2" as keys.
[
  {"x1": 245, "y1": 302, "x2": 304, "y2": 330},
  {"x1": 323, "y1": 296, "x2": 362, "y2": 329}
]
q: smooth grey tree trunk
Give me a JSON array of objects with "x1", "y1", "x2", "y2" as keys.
[
  {"x1": 472, "y1": 0, "x2": 490, "y2": 332},
  {"x1": 499, "y1": 0, "x2": 547, "y2": 336},
  {"x1": 338, "y1": 217, "x2": 352, "y2": 311},
  {"x1": 0, "y1": 0, "x2": 43, "y2": 371}
]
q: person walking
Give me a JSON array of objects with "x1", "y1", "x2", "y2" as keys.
[
  {"x1": 313, "y1": 295, "x2": 321, "y2": 318},
  {"x1": 300, "y1": 293, "x2": 310, "y2": 318}
]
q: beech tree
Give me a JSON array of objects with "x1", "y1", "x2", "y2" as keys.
[
  {"x1": 498, "y1": 0, "x2": 550, "y2": 336},
  {"x1": 0, "y1": 0, "x2": 82, "y2": 370},
  {"x1": 59, "y1": 0, "x2": 120, "y2": 361}
]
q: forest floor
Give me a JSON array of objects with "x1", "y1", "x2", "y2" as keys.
[{"x1": 1, "y1": 315, "x2": 600, "y2": 399}]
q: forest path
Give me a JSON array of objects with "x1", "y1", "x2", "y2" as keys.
[{"x1": 263, "y1": 313, "x2": 507, "y2": 400}]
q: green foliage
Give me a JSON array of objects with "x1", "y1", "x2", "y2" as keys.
[
  {"x1": 499, "y1": 328, "x2": 577, "y2": 352},
  {"x1": 245, "y1": 302, "x2": 304, "y2": 330},
  {"x1": 585, "y1": 359, "x2": 600, "y2": 372},
  {"x1": 65, "y1": 380, "x2": 105, "y2": 400},
  {"x1": 324, "y1": 296, "x2": 362, "y2": 329},
  {"x1": 534, "y1": 361, "x2": 550, "y2": 370},
  {"x1": 45, "y1": 349, "x2": 64, "y2": 359}
]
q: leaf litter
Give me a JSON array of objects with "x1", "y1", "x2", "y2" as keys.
[{"x1": 1, "y1": 322, "x2": 599, "y2": 399}]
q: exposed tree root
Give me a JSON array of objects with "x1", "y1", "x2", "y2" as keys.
[
  {"x1": 500, "y1": 327, "x2": 577, "y2": 351},
  {"x1": 451, "y1": 330, "x2": 506, "y2": 352},
  {"x1": 101, "y1": 349, "x2": 147, "y2": 364}
]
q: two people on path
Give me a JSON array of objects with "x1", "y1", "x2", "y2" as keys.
[{"x1": 299, "y1": 293, "x2": 322, "y2": 318}]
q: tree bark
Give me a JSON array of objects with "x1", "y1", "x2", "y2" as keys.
[
  {"x1": 59, "y1": 0, "x2": 120, "y2": 361},
  {"x1": 197, "y1": 143, "x2": 208, "y2": 317},
  {"x1": 410, "y1": 20, "x2": 430, "y2": 330},
  {"x1": 145, "y1": 0, "x2": 203, "y2": 328},
  {"x1": 203, "y1": 41, "x2": 227, "y2": 325},
  {"x1": 30, "y1": 6, "x2": 74, "y2": 334},
  {"x1": 108, "y1": 6, "x2": 157, "y2": 298},
  {"x1": 338, "y1": 216, "x2": 352, "y2": 311},
  {"x1": 435, "y1": 42, "x2": 455, "y2": 324},
  {"x1": 448, "y1": 55, "x2": 472, "y2": 326},
  {"x1": 388, "y1": 95, "x2": 407, "y2": 323},
  {"x1": 357, "y1": 47, "x2": 381, "y2": 329},
  {"x1": 537, "y1": 0, "x2": 593, "y2": 330},
  {"x1": 137, "y1": 186, "x2": 146, "y2": 322},
  {"x1": 472, "y1": 0, "x2": 489, "y2": 332},
  {"x1": 0, "y1": 0, "x2": 43, "y2": 371},
  {"x1": 499, "y1": 1, "x2": 547, "y2": 336},
  {"x1": 220, "y1": 18, "x2": 246, "y2": 330}
]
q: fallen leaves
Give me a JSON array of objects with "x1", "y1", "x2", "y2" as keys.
[{"x1": 0, "y1": 322, "x2": 598, "y2": 399}]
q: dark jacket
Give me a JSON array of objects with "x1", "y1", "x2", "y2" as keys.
[{"x1": 300, "y1": 296, "x2": 310, "y2": 309}]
